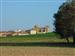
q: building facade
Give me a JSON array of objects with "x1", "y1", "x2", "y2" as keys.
[{"x1": 0, "y1": 25, "x2": 49, "y2": 37}]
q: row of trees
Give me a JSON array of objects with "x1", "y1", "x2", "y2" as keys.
[{"x1": 54, "y1": 0, "x2": 75, "y2": 43}]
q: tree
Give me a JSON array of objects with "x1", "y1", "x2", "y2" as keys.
[
  {"x1": 54, "y1": 0, "x2": 75, "y2": 43},
  {"x1": 71, "y1": 0, "x2": 75, "y2": 43}
]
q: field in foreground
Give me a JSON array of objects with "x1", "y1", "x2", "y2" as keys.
[{"x1": 0, "y1": 47, "x2": 75, "y2": 56}]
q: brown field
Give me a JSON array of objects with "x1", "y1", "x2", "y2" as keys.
[{"x1": 0, "y1": 47, "x2": 75, "y2": 56}]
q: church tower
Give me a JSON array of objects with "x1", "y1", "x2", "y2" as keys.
[
  {"x1": 34, "y1": 25, "x2": 40, "y2": 33},
  {"x1": 45, "y1": 26, "x2": 49, "y2": 33}
]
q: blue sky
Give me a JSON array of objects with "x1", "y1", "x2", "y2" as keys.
[{"x1": 0, "y1": 0, "x2": 66, "y2": 31}]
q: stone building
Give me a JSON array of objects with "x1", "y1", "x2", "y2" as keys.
[
  {"x1": 0, "y1": 25, "x2": 49, "y2": 37},
  {"x1": 33, "y1": 25, "x2": 49, "y2": 34}
]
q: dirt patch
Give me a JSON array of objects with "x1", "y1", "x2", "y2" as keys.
[{"x1": 0, "y1": 47, "x2": 75, "y2": 56}]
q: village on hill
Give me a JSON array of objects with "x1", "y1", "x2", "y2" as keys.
[{"x1": 0, "y1": 25, "x2": 49, "y2": 37}]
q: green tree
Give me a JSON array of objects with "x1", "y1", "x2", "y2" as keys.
[{"x1": 54, "y1": 0, "x2": 75, "y2": 43}]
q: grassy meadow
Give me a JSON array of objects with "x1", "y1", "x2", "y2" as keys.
[
  {"x1": 0, "y1": 33, "x2": 75, "y2": 56},
  {"x1": 0, "y1": 32, "x2": 73, "y2": 43}
]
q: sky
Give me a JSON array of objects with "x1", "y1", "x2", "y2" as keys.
[{"x1": 0, "y1": 0, "x2": 66, "y2": 31}]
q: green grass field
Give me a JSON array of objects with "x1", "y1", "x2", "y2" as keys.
[
  {"x1": 0, "y1": 32, "x2": 73, "y2": 43},
  {"x1": 0, "y1": 33, "x2": 74, "y2": 56}
]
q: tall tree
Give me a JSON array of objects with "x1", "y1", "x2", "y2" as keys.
[
  {"x1": 54, "y1": 0, "x2": 75, "y2": 43},
  {"x1": 71, "y1": 0, "x2": 75, "y2": 43}
]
